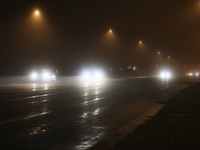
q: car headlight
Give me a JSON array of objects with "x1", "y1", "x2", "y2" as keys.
[
  {"x1": 31, "y1": 73, "x2": 37, "y2": 79},
  {"x1": 188, "y1": 73, "x2": 192, "y2": 76},
  {"x1": 94, "y1": 72, "x2": 103, "y2": 80},
  {"x1": 160, "y1": 71, "x2": 171, "y2": 79},
  {"x1": 43, "y1": 72, "x2": 50, "y2": 79},
  {"x1": 166, "y1": 72, "x2": 170, "y2": 78},
  {"x1": 83, "y1": 72, "x2": 91, "y2": 80},
  {"x1": 160, "y1": 72, "x2": 165, "y2": 79}
]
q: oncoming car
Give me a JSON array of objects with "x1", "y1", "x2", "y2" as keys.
[
  {"x1": 30, "y1": 70, "x2": 56, "y2": 83},
  {"x1": 81, "y1": 70, "x2": 105, "y2": 82},
  {"x1": 159, "y1": 70, "x2": 172, "y2": 79}
]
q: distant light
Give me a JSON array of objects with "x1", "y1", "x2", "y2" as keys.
[
  {"x1": 196, "y1": 73, "x2": 199, "y2": 76},
  {"x1": 31, "y1": 73, "x2": 37, "y2": 79},
  {"x1": 94, "y1": 72, "x2": 103, "y2": 80},
  {"x1": 139, "y1": 41, "x2": 142, "y2": 44},
  {"x1": 43, "y1": 72, "x2": 49, "y2": 79},
  {"x1": 133, "y1": 67, "x2": 136, "y2": 70},
  {"x1": 35, "y1": 10, "x2": 39, "y2": 14},
  {"x1": 158, "y1": 51, "x2": 160, "y2": 54},
  {"x1": 166, "y1": 72, "x2": 170, "y2": 78},
  {"x1": 128, "y1": 66, "x2": 132, "y2": 69},
  {"x1": 184, "y1": 65, "x2": 187, "y2": 68},
  {"x1": 168, "y1": 56, "x2": 170, "y2": 59},
  {"x1": 161, "y1": 72, "x2": 165, "y2": 79},
  {"x1": 160, "y1": 71, "x2": 171, "y2": 79},
  {"x1": 83, "y1": 72, "x2": 91, "y2": 80}
]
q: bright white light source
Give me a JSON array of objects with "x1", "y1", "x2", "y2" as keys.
[
  {"x1": 35, "y1": 10, "x2": 39, "y2": 15},
  {"x1": 31, "y1": 73, "x2": 37, "y2": 79},
  {"x1": 43, "y1": 72, "x2": 49, "y2": 79},
  {"x1": 160, "y1": 71, "x2": 171, "y2": 79},
  {"x1": 83, "y1": 72, "x2": 91, "y2": 80},
  {"x1": 196, "y1": 73, "x2": 199, "y2": 76},
  {"x1": 166, "y1": 72, "x2": 170, "y2": 78},
  {"x1": 160, "y1": 72, "x2": 165, "y2": 79},
  {"x1": 81, "y1": 69, "x2": 105, "y2": 82},
  {"x1": 94, "y1": 72, "x2": 103, "y2": 80}
]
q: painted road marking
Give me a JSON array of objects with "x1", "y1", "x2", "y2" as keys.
[
  {"x1": 0, "y1": 96, "x2": 107, "y2": 125},
  {"x1": 1, "y1": 93, "x2": 56, "y2": 102}
]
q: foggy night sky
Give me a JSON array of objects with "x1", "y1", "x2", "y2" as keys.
[{"x1": 1, "y1": 0, "x2": 200, "y2": 75}]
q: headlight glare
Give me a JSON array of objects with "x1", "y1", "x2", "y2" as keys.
[{"x1": 31, "y1": 73, "x2": 37, "y2": 79}]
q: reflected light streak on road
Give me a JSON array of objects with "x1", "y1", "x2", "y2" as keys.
[
  {"x1": 1, "y1": 93, "x2": 54, "y2": 102},
  {"x1": 0, "y1": 96, "x2": 107, "y2": 125},
  {"x1": 32, "y1": 84, "x2": 36, "y2": 91},
  {"x1": 44, "y1": 84, "x2": 48, "y2": 90},
  {"x1": 75, "y1": 126, "x2": 106, "y2": 150},
  {"x1": 85, "y1": 82, "x2": 89, "y2": 87},
  {"x1": 161, "y1": 78, "x2": 170, "y2": 90},
  {"x1": 0, "y1": 111, "x2": 51, "y2": 125}
]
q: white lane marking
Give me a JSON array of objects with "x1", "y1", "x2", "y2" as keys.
[
  {"x1": 0, "y1": 96, "x2": 107, "y2": 125},
  {"x1": 0, "y1": 111, "x2": 51, "y2": 125},
  {"x1": 1, "y1": 88, "x2": 95, "y2": 102},
  {"x1": 1, "y1": 93, "x2": 56, "y2": 102}
]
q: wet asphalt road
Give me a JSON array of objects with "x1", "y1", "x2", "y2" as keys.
[{"x1": 0, "y1": 77, "x2": 198, "y2": 150}]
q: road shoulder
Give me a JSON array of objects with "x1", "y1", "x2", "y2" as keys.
[{"x1": 110, "y1": 82, "x2": 200, "y2": 149}]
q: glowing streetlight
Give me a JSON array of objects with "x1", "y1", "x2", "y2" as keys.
[
  {"x1": 168, "y1": 56, "x2": 170, "y2": 59},
  {"x1": 34, "y1": 10, "x2": 40, "y2": 17},
  {"x1": 158, "y1": 51, "x2": 160, "y2": 54},
  {"x1": 139, "y1": 41, "x2": 142, "y2": 44},
  {"x1": 35, "y1": 10, "x2": 39, "y2": 14},
  {"x1": 109, "y1": 29, "x2": 112, "y2": 32}
]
